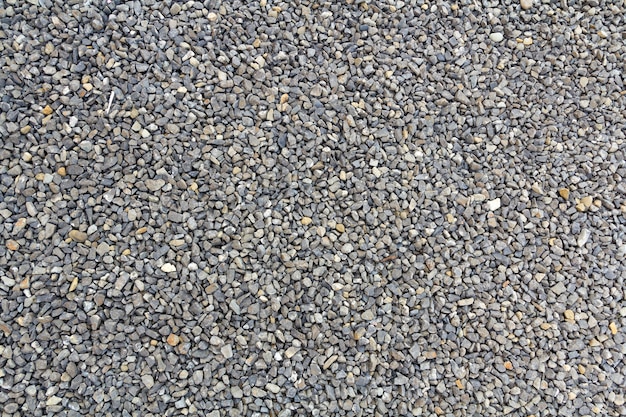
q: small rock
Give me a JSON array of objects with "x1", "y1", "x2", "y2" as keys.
[
  {"x1": 301, "y1": 216, "x2": 312, "y2": 225},
  {"x1": 424, "y1": 351, "x2": 437, "y2": 359},
  {"x1": 335, "y1": 223, "x2": 345, "y2": 233},
  {"x1": 285, "y1": 346, "x2": 299, "y2": 358},
  {"x1": 167, "y1": 334, "x2": 180, "y2": 346},
  {"x1": 490, "y1": 33, "x2": 504, "y2": 42},
  {"x1": 170, "y1": 3, "x2": 182, "y2": 14},
  {"x1": 580, "y1": 196, "x2": 593, "y2": 209},
  {"x1": 42, "y1": 105, "x2": 53, "y2": 115},
  {"x1": 609, "y1": 322, "x2": 618, "y2": 335},
  {"x1": 577, "y1": 229, "x2": 591, "y2": 247},
  {"x1": 161, "y1": 263, "x2": 176, "y2": 273},
  {"x1": 323, "y1": 354, "x2": 338, "y2": 370},
  {"x1": 559, "y1": 188, "x2": 570, "y2": 200},
  {"x1": 6, "y1": 240, "x2": 19, "y2": 251},
  {"x1": 487, "y1": 198, "x2": 501, "y2": 211},
  {"x1": 96, "y1": 242, "x2": 109, "y2": 256},
  {"x1": 520, "y1": 0, "x2": 533, "y2": 9},
  {"x1": 266, "y1": 383, "x2": 281, "y2": 394},
  {"x1": 221, "y1": 344, "x2": 233, "y2": 359},
  {"x1": 361, "y1": 310, "x2": 375, "y2": 320},
  {"x1": 231, "y1": 386, "x2": 243, "y2": 398},
  {"x1": 458, "y1": 298, "x2": 474, "y2": 306},
  {"x1": 69, "y1": 230, "x2": 88, "y2": 243},
  {"x1": 551, "y1": 282, "x2": 567, "y2": 295},
  {"x1": 46, "y1": 396, "x2": 62, "y2": 406},
  {"x1": 564, "y1": 310, "x2": 575, "y2": 320},
  {"x1": 141, "y1": 374, "x2": 155, "y2": 389},
  {"x1": 145, "y1": 179, "x2": 165, "y2": 191}
]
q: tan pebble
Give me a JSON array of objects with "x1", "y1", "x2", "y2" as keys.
[
  {"x1": 57, "y1": 167, "x2": 66, "y2": 176},
  {"x1": 19, "y1": 277, "x2": 30, "y2": 290},
  {"x1": 253, "y1": 38, "x2": 261, "y2": 48},
  {"x1": 564, "y1": 310, "x2": 575, "y2": 320},
  {"x1": 540, "y1": 323, "x2": 551, "y2": 330},
  {"x1": 35, "y1": 173, "x2": 45, "y2": 181},
  {"x1": 0, "y1": 321, "x2": 10, "y2": 336},
  {"x1": 589, "y1": 338, "x2": 601, "y2": 347},
  {"x1": 205, "y1": 283, "x2": 218, "y2": 295},
  {"x1": 353, "y1": 328, "x2": 366, "y2": 341},
  {"x1": 504, "y1": 361, "x2": 513, "y2": 370},
  {"x1": 455, "y1": 379, "x2": 464, "y2": 389},
  {"x1": 580, "y1": 196, "x2": 593, "y2": 208},
  {"x1": 208, "y1": 12, "x2": 218, "y2": 21},
  {"x1": 150, "y1": 339, "x2": 158, "y2": 346},
  {"x1": 424, "y1": 351, "x2": 437, "y2": 359},
  {"x1": 301, "y1": 216, "x2": 312, "y2": 225},
  {"x1": 335, "y1": 223, "x2": 345, "y2": 233},
  {"x1": 69, "y1": 230, "x2": 88, "y2": 243},
  {"x1": 280, "y1": 93, "x2": 289, "y2": 104},
  {"x1": 42, "y1": 105, "x2": 53, "y2": 115},
  {"x1": 609, "y1": 322, "x2": 618, "y2": 335},
  {"x1": 20, "y1": 125, "x2": 31, "y2": 134},
  {"x1": 6, "y1": 240, "x2": 19, "y2": 251},
  {"x1": 44, "y1": 42, "x2": 54, "y2": 54},
  {"x1": 167, "y1": 334, "x2": 180, "y2": 346},
  {"x1": 531, "y1": 183, "x2": 543, "y2": 194},
  {"x1": 558, "y1": 188, "x2": 570, "y2": 200},
  {"x1": 136, "y1": 227, "x2": 148, "y2": 234},
  {"x1": 578, "y1": 365, "x2": 586, "y2": 374},
  {"x1": 434, "y1": 406, "x2": 444, "y2": 415},
  {"x1": 69, "y1": 277, "x2": 79, "y2": 292},
  {"x1": 122, "y1": 249, "x2": 131, "y2": 256},
  {"x1": 576, "y1": 202, "x2": 586, "y2": 212}
]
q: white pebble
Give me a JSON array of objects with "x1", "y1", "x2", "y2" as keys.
[
  {"x1": 489, "y1": 33, "x2": 504, "y2": 43},
  {"x1": 487, "y1": 198, "x2": 501, "y2": 211}
]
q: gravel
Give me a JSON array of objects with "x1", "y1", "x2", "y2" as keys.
[{"x1": 1, "y1": 0, "x2": 625, "y2": 416}]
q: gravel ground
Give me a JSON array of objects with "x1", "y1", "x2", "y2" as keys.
[{"x1": 1, "y1": 0, "x2": 626, "y2": 416}]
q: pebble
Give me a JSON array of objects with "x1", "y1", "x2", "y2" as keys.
[
  {"x1": 490, "y1": 33, "x2": 504, "y2": 42},
  {"x1": 520, "y1": 0, "x2": 533, "y2": 9},
  {"x1": 141, "y1": 375, "x2": 155, "y2": 389},
  {"x1": 145, "y1": 179, "x2": 165, "y2": 192},
  {"x1": 68, "y1": 230, "x2": 88, "y2": 243},
  {"x1": 167, "y1": 334, "x2": 180, "y2": 346},
  {"x1": 487, "y1": 198, "x2": 501, "y2": 211},
  {"x1": 161, "y1": 263, "x2": 177, "y2": 273},
  {"x1": 577, "y1": 229, "x2": 591, "y2": 247}
]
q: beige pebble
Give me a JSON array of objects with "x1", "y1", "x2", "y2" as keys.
[
  {"x1": 167, "y1": 334, "x2": 180, "y2": 346},
  {"x1": 69, "y1": 230, "x2": 88, "y2": 243},
  {"x1": 520, "y1": 0, "x2": 533, "y2": 9},
  {"x1": 301, "y1": 216, "x2": 312, "y2": 225}
]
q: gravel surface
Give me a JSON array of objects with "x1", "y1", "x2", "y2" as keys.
[{"x1": 1, "y1": 0, "x2": 626, "y2": 416}]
